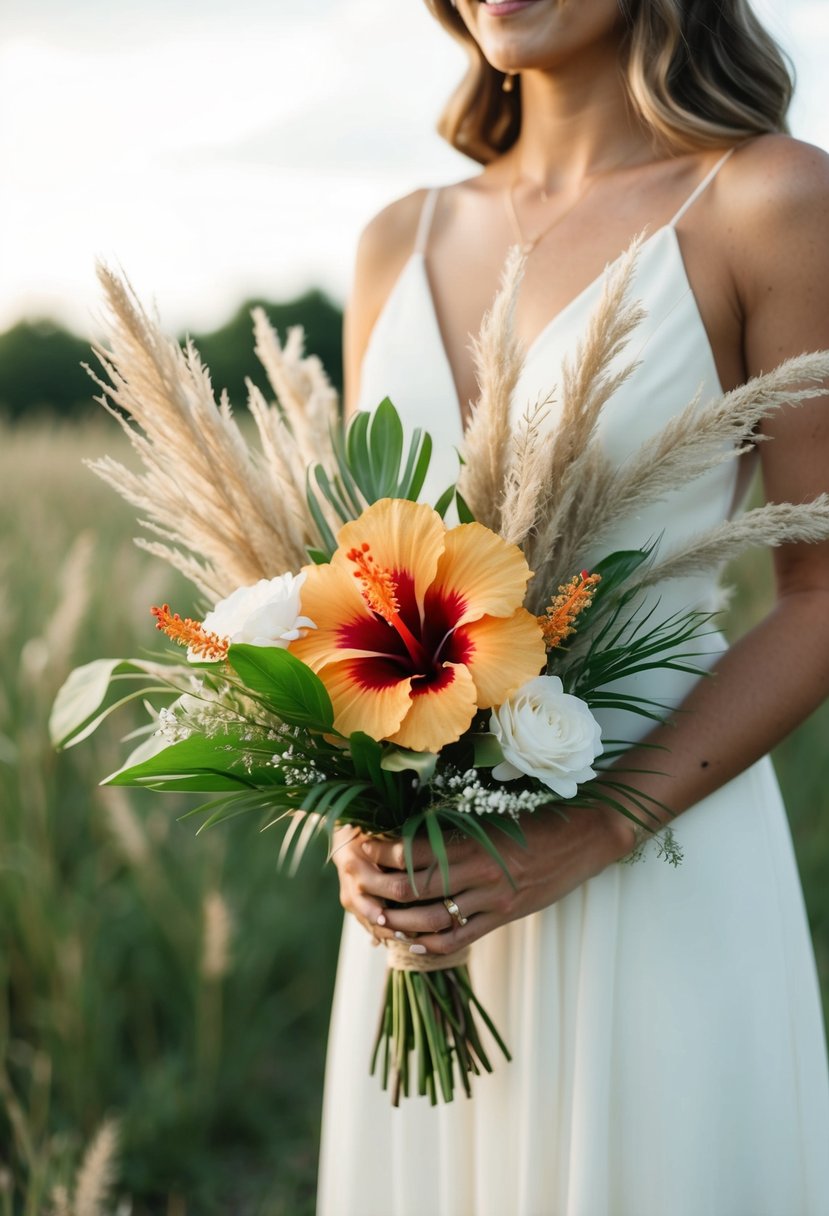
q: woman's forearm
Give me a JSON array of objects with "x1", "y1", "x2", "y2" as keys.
[{"x1": 604, "y1": 587, "x2": 829, "y2": 838}]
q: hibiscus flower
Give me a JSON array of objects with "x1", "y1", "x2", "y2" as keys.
[{"x1": 290, "y1": 498, "x2": 545, "y2": 752}]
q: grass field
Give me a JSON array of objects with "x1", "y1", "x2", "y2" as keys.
[{"x1": 1, "y1": 419, "x2": 827, "y2": 1214}]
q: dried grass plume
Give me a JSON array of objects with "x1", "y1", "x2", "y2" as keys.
[
  {"x1": 73, "y1": 1117, "x2": 120, "y2": 1216},
  {"x1": 88, "y1": 266, "x2": 339, "y2": 601}
]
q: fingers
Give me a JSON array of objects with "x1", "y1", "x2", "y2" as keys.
[
  {"x1": 361, "y1": 833, "x2": 474, "y2": 872},
  {"x1": 380, "y1": 887, "x2": 489, "y2": 936},
  {"x1": 407, "y1": 911, "x2": 503, "y2": 957},
  {"x1": 331, "y1": 829, "x2": 393, "y2": 944},
  {"x1": 359, "y1": 860, "x2": 478, "y2": 904}
]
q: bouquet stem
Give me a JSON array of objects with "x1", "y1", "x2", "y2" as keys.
[{"x1": 369, "y1": 944, "x2": 511, "y2": 1105}]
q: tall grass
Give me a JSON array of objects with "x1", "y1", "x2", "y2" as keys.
[
  {"x1": 0, "y1": 421, "x2": 826, "y2": 1211},
  {"x1": 0, "y1": 421, "x2": 341, "y2": 1214}
]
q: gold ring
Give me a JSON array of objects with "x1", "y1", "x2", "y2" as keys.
[{"x1": 443, "y1": 896, "x2": 469, "y2": 927}]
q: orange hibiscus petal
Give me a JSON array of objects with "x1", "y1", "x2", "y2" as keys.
[
  {"x1": 461, "y1": 609, "x2": 546, "y2": 708},
  {"x1": 428, "y1": 523, "x2": 533, "y2": 626},
  {"x1": 317, "y1": 657, "x2": 413, "y2": 741},
  {"x1": 289, "y1": 561, "x2": 386, "y2": 671},
  {"x1": 332, "y1": 499, "x2": 445, "y2": 618},
  {"x1": 389, "y1": 662, "x2": 478, "y2": 753}
]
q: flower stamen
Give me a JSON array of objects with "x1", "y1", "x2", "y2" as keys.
[
  {"x1": 151, "y1": 604, "x2": 230, "y2": 661},
  {"x1": 347, "y1": 543, "x2": 399, "y2": 621},
  {"x1": 538, "y1": 571, "x2": 601, "y2": 650},
  {"x1": 347, "y1": 543, "x2": 429, "y2": 668}
]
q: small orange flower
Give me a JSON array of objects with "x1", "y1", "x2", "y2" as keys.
[
  {"x1": 151, "y1": 604, "x2": 229, "y2": 661},
  {"x1": 538, "y1": 571, "x2": 601, "y2": 650}
]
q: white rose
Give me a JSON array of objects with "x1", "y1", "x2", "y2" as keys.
[
  {"x1": 192, "y1": 571, "x2": 315, "y2": 661},
  {"x1": 489, "y1": 675, "x2": 603, "y2": 798}
]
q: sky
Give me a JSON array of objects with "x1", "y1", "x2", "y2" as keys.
[{"x1": 1, "y1": 0, "x2": 827, "y2": 337}]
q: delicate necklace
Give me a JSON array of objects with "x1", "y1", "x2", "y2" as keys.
[{"x1": 504, "y1": 156, "x2": 640, "y2": 256}]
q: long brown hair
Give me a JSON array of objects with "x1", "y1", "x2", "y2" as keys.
[{"x1": 423, "y1": 0, "x2": 794, "y2": 163}]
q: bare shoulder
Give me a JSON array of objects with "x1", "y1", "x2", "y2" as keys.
[
  {"x1": 353, "y1": 189, "x2": 430, "y2": 302},
  {"x1": 722, "y1": 134, "x2": 829, "y2": 240},
  {"x1": 715, "y1": 136, "x2": 829, "y2": 312}
]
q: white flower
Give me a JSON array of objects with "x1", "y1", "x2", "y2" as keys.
[
  {"x1": 192, "y1": 572, "x2": 315, "y2": 661},
  {"x1": 489, "y1": 675, "x2": 603, "y2": 798}
]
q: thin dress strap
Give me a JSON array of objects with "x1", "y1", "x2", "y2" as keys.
[
  {"x1": 668, "y1": 147, "x2": 736, "y2": 228},
  {"x1": 413, "y1": 187, "x2": 440, "y2": 255}
]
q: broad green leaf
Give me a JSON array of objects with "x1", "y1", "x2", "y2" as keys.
[
  {"x1": 50, "y1": 658, "x2": 182, "y2": 748},
  {"x1": 104, "y1": 731, "x2": 284, "y2": 793},
  {"x1": 113, "y1": 773, "x2": 254, "y2": 792},
  {"x1": 369, "y1": 398, "x2": 404, "y2": 497},
  {"x1": 472, "y1": 733, "x2": 504, "y2": 768},
  {"x1": 380, "y1": 747, "x2": 438, "y2": 783},
  {"x1": 348, "y1": 731, "x2": 401, "y2": 811},
  {"x1": 227, "y1": 644, "x2": 334, "y2": 731}
]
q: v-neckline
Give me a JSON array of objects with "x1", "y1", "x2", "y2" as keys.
[{"x1": 407, "y1": 223, "x2": 720, "y2": 427}]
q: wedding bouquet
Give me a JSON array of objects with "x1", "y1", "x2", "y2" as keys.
[{"x1": 52, "y1": 248, "x2": 829, "y2": 1104}]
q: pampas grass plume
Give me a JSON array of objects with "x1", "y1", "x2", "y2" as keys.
[{"x1": 73, "y1": 1118, "x2": 119, "y2": 1216}]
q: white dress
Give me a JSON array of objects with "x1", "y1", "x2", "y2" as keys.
[{"x1": 317, "y1": 154, "x2": 829, "y2": 1216}]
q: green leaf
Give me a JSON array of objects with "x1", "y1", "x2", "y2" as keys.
[
  {"x1": 305, "y1": 466, "x2": 339, "y2": 559},
  {"x1": 471, "y1": 734, "x2": 504, "y2": 768},
  {"x1": 432, "y1": 484, "x2": 456, "y2": 519},
  {"x1": 380, "y1": 747, "x2": 438, "y2": 783},
  {"x1": 227, "y1": 644, "x2": 334, "y2": 731},
  {"x1": 50, "y1": 658, "x2": 182, "y2": 748},
  {"x1": 424, "y1": 811, "x2": 451, "y2": 895},
  {"x1": 343, "y1": 399, "x2": 441, "y2": 510},
  {"x1": 348, "y1": 731, "x2": 400, "y2": 809},
  {"x1": 369, "y1": 398, "x2": 404, "y2": 497},
  {"x1": 104, "y1": 729, "x2": 258, "y2": 790},
  {"x1": 455, "y1": 491, "x2": 475, "y2": 524},
  {"x1": 306, "y1": 547, "x2": 330, "y2": 565},
  {"x1": 591, "y1": 547, "x2": 652, "y2": 586},
  {"x1": 346, "y1": 411, "x2": 375, "y2": 500},
  {"x1": 398, "y1": 429, "x2": 433, "y2": 501},
  {"x1": 330, "y1": 425, "x2": 368, "y2": 516},
  {"x1": 312, "y1": 463, "x2": 352, "y2": 524},
  {"x1": 348, "y1": 731, "x2": 384, "y2": 784}
]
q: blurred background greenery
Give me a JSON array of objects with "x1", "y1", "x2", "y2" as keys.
[{"x1": 0, "y1": 311, "x2": 827, "y2": 1214}]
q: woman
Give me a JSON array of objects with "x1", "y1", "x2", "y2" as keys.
[{"x1": 319, "y1": 2, "x2": 829, "y2": 1212}]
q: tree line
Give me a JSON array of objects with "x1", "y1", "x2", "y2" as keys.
[{"x1": 0, "y1": 290, "x2": 344, "y2": 421}]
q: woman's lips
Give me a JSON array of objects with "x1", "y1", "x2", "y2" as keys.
[{"x1": 479, "y1": 0, "x2": 544, "y2": 14}]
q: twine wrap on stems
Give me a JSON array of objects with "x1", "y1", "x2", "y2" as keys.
[{"x1": 385, "y1": 939, "x2": 471, "y2": 972}]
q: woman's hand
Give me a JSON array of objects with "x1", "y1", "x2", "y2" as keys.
[
  {"x1": 342, "y1": 806, "x2": 631, "y2": 957},
  {"x1": 329, "y1": 825, "x2": 401, "y2": 947}
]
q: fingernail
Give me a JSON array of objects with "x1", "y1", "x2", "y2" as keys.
[
  {"x1": 409, "y1": 944, "x2": 427, "y2": 955},
  {"x1": 376, "y1": 913, "x2": 386, "y2": 926},
  {"x1": 394, "y1": 930, "x2": 411, "y2": 942}
]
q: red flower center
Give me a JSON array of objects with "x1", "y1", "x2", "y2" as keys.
[{"x1": 343, "y1": 546, "x2": 472, "y2": 686}]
